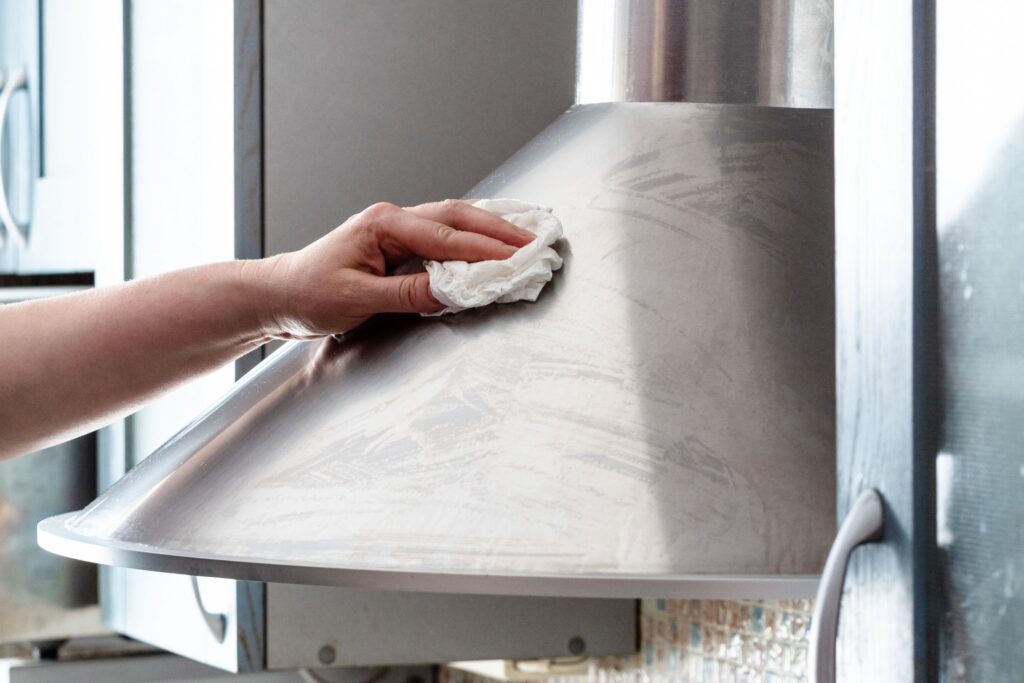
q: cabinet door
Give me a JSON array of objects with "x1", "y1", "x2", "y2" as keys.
[
  {"x1": 0, "y1": 0, "x2": 122, "y2": 274},
  {"x1": 828, "y1": 1, "x2": 1023, "y2": 681},
  {"x1": 0, "y1": 0, "x2": 39, "y2": 262},
  {"x1": 832, "y1": 2, "x2": 930, "y2": 679}
]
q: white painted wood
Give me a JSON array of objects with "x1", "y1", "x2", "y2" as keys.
[{"x1": 0, "y1": 0, "x2": 122, "y2": 274}]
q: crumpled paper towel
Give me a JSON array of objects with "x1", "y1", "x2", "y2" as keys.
[{"x1": 423, "y1": 198, "x2": 563, "y2": 315}]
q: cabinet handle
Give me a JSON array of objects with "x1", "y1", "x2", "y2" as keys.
[
  {"x1": 809, "y1": 488, "x2": 885, "y2": 683},
  {"x1": 190, "y1": 575, "x2": 228, "y2": 643},
  {"x1": 0, "y1": 65, "x2": 30, "y2": 248}
]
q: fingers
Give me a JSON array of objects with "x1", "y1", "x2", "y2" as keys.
[
  {"x1": 367, "y1": 203, "x2": 519, "y2": 264},
  {"x1": 350, "y1": 270, "x2": 444, "y2": 315},
  {"x1": 407, "y1": 199, "x2": 534, "y2": 248}
]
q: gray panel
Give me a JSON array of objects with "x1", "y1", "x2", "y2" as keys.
[
  {"x1": 266, "y1": 585, "x2": 634, "y2": 668},
  {"x1": 262, "y1": 0, "x2": 577, "y2": 255},
  {"x1": 234, "y1": 0, "x2": 265, "y2": 378},
  {"x1": 833, "y1": 0, "x2": 932, "y2": 679},
  {"x1": 936, "y1": 1, "x2": 1024, "y2": 680}
]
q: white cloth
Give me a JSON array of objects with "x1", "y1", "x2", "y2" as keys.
[{"x1": 424, "y1": 198, "x2": 563, "y2": 315}]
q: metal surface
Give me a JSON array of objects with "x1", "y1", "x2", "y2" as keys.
[
  {"x1": 41, "y1": 101, "x2": 835, "y2": 596},
  {"x1": 41, "y1": 515, "x2": 818, "y2": 598},
  {"x1": 265, "y1": 585, "x2": 635, "y2": 668},
  {"x1": 576, "y1": 0, "x2": 833, "y2": 107},
  {"x1": 808, "y1": 489, "x2": 884, "y2": 683},
  {"x1": 0, "y1": 66, "x2": 30, "y2": 246}
]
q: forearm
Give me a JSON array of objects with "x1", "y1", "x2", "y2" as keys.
[
  {"x1": 0, "y1": 200, "x2": 529, "y2": 461},
  {"x1": 0, "y1": 259, "x2": 275, "y2": 459}
]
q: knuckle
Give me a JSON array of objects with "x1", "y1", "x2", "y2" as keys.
[
  {"x1": 398, "y1": 277, "x2": 419, "y2": 310},
  {"x1": 440, "y1": 198, "x2": 464, "y2": 213},
  {"x1": 361, "y1": 201, "x2": 398, "y2": 225},
  {"x1": 434, "y1": 222, "x2": 457, "y2": 244}
]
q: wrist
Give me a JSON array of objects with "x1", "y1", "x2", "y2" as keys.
[{"x1": 238, "y1": 255, "x2": 290, "y2": 340}]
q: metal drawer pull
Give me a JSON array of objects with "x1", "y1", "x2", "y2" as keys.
[
  {"x1": 190, "y1": 575, "x2": 227, "y2": 643},
  {"x1": 809, "y1": 488, "x2": 885, "y2": 683},
  {"x1": 0, "y1": 65, "x2": 30, "y2": 248}
]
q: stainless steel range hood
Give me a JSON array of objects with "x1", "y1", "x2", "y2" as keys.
[{"x1": 40, "y1": 0, "x2": 836, "y2": 598}]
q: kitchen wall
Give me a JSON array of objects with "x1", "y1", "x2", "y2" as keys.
[{"x1": 442, "y1": 599, "x2": 813, "y2": 683}]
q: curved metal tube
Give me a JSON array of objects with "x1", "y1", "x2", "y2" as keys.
[
  {"x1": 0, "y1": 65, "x2": 31, "y2": 248},
  {"x1": 809, "y1": 488, "x2": 885, "y2": 683}
]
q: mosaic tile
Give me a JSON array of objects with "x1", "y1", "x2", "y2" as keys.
[{"x1": 440, "y1": 599, "x2": 814, "y2": 683}]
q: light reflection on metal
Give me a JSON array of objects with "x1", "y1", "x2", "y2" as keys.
[
  {"x1": 576, "y1": 0, "x2": 834, "y2": 107},
  {"x1": 39, "y1": 102, "x2": 836, "y2": 596}
]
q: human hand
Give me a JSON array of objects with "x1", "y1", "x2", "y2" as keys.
[{"x1": 253, "y1": 200, "x2": 534, "y2": 338}]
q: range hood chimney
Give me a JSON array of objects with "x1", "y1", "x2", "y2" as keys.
[
  {"x1": 576, "y1": 0, "x2": 833, "y2": 107},
  {"x1": 41, "y1": 0, "x2": 836, "y2": 598}
]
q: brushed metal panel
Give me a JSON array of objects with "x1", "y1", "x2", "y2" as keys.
[
  {"x1": 576, "y1": 0, "x2": 834, "y2": 107},
  {"x1": 40, "y1": 101, "x2": 835, "y2": 595},
  {"x1": 266, "y1": 585, "x2": 634, "y2": 668}
]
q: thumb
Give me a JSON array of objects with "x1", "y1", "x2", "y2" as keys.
[{"x1": 355, "y1": 271, "x2": 445, "y2": 315}]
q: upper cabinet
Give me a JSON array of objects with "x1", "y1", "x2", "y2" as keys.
[{"x1": 0, "y1": 0, "x2": 123, "y2": 275}]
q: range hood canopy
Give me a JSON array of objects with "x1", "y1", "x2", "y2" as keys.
[{"x1": 40, "y1": 0, "x2": 836, "y2": 598}]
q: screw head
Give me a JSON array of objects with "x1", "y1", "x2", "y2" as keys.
[
  {"x1": 318, "y1": 645, "x2": 336, "y2": 665},
  {"x1": 567, "y1": 636, "x2": 586, "y2": 655}
]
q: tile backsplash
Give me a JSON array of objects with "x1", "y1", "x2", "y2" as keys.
[{"x1": 442, "y1": 599, "x2": 813, "y2": 683}]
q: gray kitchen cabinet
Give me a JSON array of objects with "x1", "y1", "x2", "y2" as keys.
[
  {"x1": 102, "y1": 0, "x2": 635, "y2": 673},
  {"x1": 813, "y1": 0, "x2": 1024, "y2": 681}
]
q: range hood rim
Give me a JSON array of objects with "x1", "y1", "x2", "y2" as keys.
[{"x1": 38, "y1": 512, "x2": 818, "y2": 599}]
